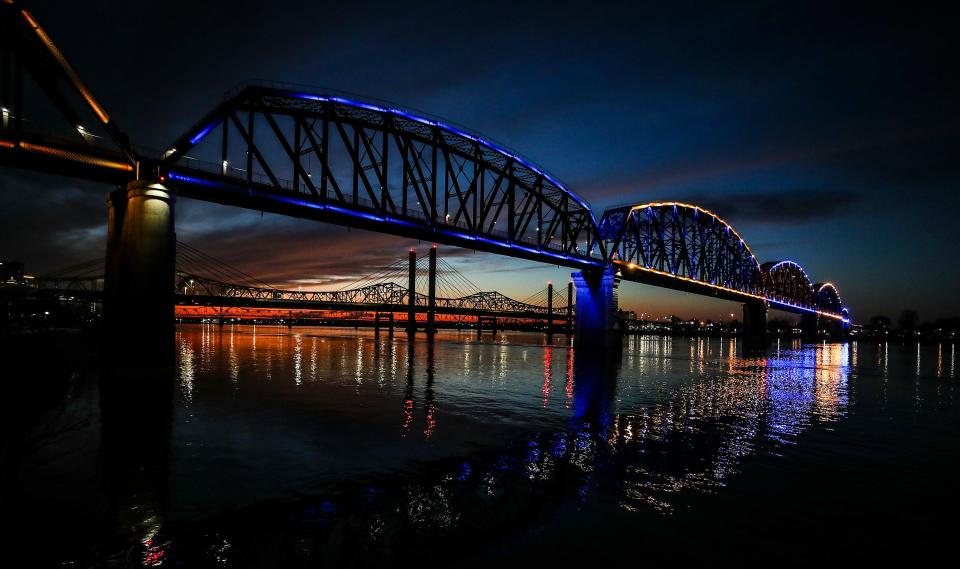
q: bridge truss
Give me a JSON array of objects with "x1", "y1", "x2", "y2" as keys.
[
  {"x1": 598, "y1": 203, "x2": 848, "y2": 321},
  {"x1": 1, "y1": 2, "x2": 850, "y2": 325},
  {"x1": 160, "y1": 83, "x2": 604, "y2": 269}
]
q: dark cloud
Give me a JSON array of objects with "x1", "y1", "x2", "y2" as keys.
[
  {"x1": 681, "y1": 189, "x2": 861, "y2": 225},
  {"x1": 173, "y1": 206, "x2": 478, "y2": 289},
  {"x1": 0, "y1": 172, "x2": 109, "y2": 273}
]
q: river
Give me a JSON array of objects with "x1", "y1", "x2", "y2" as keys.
[{"x1": 3, "y1": 325, "x2": 958, "y2": 566}]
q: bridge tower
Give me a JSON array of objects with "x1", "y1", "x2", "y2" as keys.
[
  {"x1": 566, "y1": 281, "x2": 574, "y2": 336},
  {"x1": 547, "y1": 281, "x2": 554, "y2": 336},
  {"x1": 741, "y1": 301, "x2": 768, "y2": 349},
  {"x1": 407, "y1": 249, "x2": 416, "y2": 336},
  {"x1": 104, "y1": 180, "x2": 176, "y2": 364},
  {"x1": 427, "y1": 245, "x2": 437, "y2": 337},
  {"x1": 571, "y1": 268, "x2": 620, "y2": 347}
]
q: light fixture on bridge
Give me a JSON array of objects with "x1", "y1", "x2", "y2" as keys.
[{"x1": 222, "y1": 159, "x2": 228, "y2": 174}]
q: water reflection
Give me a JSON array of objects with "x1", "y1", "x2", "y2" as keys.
[
  {"x1": 98, "y1": 365, "x2": 174, "y2": 565},
  {"x1": 21, "y1": 326, "x2": 960, "y2": 566},
  {"x1": 142, "y1": 327, "x2": 868, "y2": 564}
]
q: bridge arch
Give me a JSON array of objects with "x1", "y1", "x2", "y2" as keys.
[
  {"x1": 598, "y1": 202, "x2": 763, "y2": 296},
  {"x1": 761, "y1": 261, "x2": 815, "y2": 309},
  {"x1": 159, "y1": 84, "x2": 604, "y2": 268},
  {"x1": 814, "y1": 282, "x2": 843, "y2": 314}
]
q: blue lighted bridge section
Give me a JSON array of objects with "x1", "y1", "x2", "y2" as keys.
[
  {"x1": 0, "y1": 0, "x2": 850, "y2": 324},
  {"x1": 160, "y1": 84, "x2": 606, "y2": 270}
]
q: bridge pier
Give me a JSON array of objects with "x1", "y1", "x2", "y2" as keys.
[
  {"x1": 741, "y1": 301, "x2": 768, "y2": 349},
  {"x1": 571, "y1": 268, "x2": 620, "y2": 348},
  {"x1": 104, "y1": 180, "x2": 176, "y2": 366},
  {"x1": 800, "y1": 312, "x2": 819, "y2": 342},
  {"x1": 374, "y1": 312, "x2": 395, "y2": 334},
  {"x1": 477, "y1": 315, "x2": 497, "y2": 336},
  {"x1": 823, "y1": 315, "x2": 847, "y2": 339}
]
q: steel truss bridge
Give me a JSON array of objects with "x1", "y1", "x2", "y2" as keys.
[
  {"x1": 173, "y1": 242, "x2": 570, "y2": 325},
  {"x1": 178, "y1": 276, "x2": 566, "y2": 321},
  {"x1": 19, "y1": 242, "x2": 572, "y2": 328},
  {"x1": 0, "y1": 1, "x2": 850, "y2": 325}
]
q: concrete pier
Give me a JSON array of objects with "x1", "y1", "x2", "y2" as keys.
[
  {"x1": 104, "y1": 180, "x2": 176, "y2": 365},
  {"x1": 800, "y1": 312, "x2": 819, "y2": 342},
  {"x1": 742, "y1": 300, "x2": 768, "y2": 349},
  {"x1": 571, "y1": 268, "x2": 620, "y2": 347}
]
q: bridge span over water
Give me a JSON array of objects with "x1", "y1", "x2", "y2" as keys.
[{"x1": 0, "y1": 1, "x2": 849, "y2": 358}]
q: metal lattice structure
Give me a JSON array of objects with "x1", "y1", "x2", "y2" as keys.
[
  {"x1": 761, "y1": 261, "x2": 814, "y2": 309},
  {"x1": 598, "y1": 202, "x2": 762, "y2": 297},
  {"x1": 0, "y1": 1, "x2": 135, "y2": 181},
  {"x1": 1, "y1": 3, "x2": 851, "y2": 323},
  {"x1": 814, "y1": 282, "x2": 843, "y2": 314},
  {"x1": 175, "y1": 273, "x2": 563, "y2": 319},
  {"x1": 598, "y1": 203, "x2": 847, "y2": 319},
  {"x1": 159, "y1": 83, "x2": 604, "y2": 268}
]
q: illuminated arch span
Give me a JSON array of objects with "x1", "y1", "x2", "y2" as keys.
[
  {"x1": 762, "y1": 261, "x2": 814, "y2": 309},
  {"x1": 598, "y1": 202, "x2": 763, "y2": 296},
  {"x1": 814, "y1": 282, "x2": 843, "y2": 314},
  {"x1": 159, "y1": 83, "x2": 604, "y2": 267}
]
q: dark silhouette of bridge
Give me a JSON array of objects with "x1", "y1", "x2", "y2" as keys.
[
  {"x1": 0, "y1": 1, "x2": 850, "y2": 360},
  {"x1": 24, "y1": 241, "x2": 573, "y2": 332}
]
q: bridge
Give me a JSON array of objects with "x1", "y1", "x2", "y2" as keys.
[
  {"x1": 0, "y1": 1, "x2": 850, "y2": 360},
  {"x1": 14, "y1": 241, "x2": 573, "y2": 333}
]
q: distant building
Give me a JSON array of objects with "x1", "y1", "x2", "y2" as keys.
[{"x1": 1, "y1": 260, "x2": 25, "y2": 284}]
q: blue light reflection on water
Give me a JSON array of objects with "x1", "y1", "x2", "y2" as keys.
[
  {"x1": 162, "y1": 328, "x2": 874, "y2": 552},
  {"x1": 12, "y1": 326, "x2": 958, "y2": 566}
]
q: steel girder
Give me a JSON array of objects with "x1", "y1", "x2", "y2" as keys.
[
  {"x1": 813, "y1": 282, "x2": 843, "y2": 314},
  {"x1": 0, "y1": 1, "x2": 135, "y2": 182},
  {"x1": 0, "y1": 5, "x2": 852, "y2": 322},
  {"x1": 599, "y1": 202, "x2": 762, "y2": 297},
  {"x1": 598, "y1": 203, "x2": 846, "y2": 317},
  {"x1": 761, "y1": 261, "x2": 815, "y2": 310},
  {"x1": 159, "y1": 85, "x2": 604, "y2": 269}
]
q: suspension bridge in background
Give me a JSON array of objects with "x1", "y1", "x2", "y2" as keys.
[
  {"x1": 20, "y1": 241, "x2": 573, "y2": 333},
  {"x1": 0, "y1": 1, "x2": 851, "y2": 361}
]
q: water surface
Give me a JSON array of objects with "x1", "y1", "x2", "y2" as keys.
[{"x1": 3, "y1": 326, "x2": 958, "y2": 566}]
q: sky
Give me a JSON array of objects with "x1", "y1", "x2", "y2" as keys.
[{"x1": 1, "y1": 0, "x2": 957, "y2": 322}]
